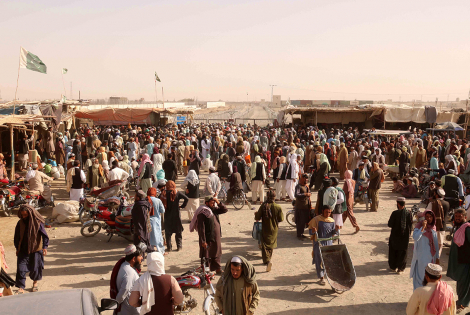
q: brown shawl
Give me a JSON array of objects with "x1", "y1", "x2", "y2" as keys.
[
  {"x1": 161, "y1": 180, "x2": 177, "y2": 208},
  {"x1": 18, "y1": 204, "x2": 45, "y2": 254}
]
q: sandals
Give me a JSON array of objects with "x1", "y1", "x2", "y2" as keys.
[
  {"x1": 319, "y1": 279, "x2": 326, "y2": 286},
  {"x1": 16, "y1": 289, "x2": 25, "y2": 295},
  {"x1": 32, "y1": 285, "x2": 39, "y2": 292}
]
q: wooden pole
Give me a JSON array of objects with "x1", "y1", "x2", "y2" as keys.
[
  {"x1": 10, "y1": 124, "x2": 15, "y2": 180},
  {"x1": 315, "y1": 110, "x2": 318, "y2": 126},
  {"x1": 162, "y1": 87, "x2": 165, "y2": 108}
]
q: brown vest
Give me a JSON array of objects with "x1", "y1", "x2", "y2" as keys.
[{"x1": 148, "y1": 275, "x2": 174, "y2": 315}]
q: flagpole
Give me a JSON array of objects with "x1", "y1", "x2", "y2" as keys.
[
  {"x1": 13, "y1": 47, "x2": 22, "y2": 114},
  {"x1": 162, "y1": 87, "x2": 164, "y2": 109},
  {"x1": 155, "y1": 80, "x2": 158, "y2": 107}
]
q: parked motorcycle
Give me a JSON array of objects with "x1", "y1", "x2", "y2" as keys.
[
  {"x1": 80, "y1": 198, "x2": 133, "y2": 242},
  {"x1": 0, "y1": 181, "x2": 27, "y2": 216},
  {"x1": 174, "y1": 258, "x2": 220, "y2": 315}
]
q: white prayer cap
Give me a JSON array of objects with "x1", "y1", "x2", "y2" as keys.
[
  {"x1": 231, "y1": 256, "x2": 242, "y2": 264},
  {"x1": 425, "y1": 263, "x2": 442, "y2": 277},
  {"x1": 124, "y1": 244, "x2": 136, "y2": 255}
]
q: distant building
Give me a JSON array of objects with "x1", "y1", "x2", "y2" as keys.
[{"x1": 109, "y1": 97, "x2": 128, "y2": 104}]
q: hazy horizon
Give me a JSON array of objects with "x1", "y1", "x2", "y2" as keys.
[{"x1": 1, "y1": 0, "x2": 469, "y2": 103}]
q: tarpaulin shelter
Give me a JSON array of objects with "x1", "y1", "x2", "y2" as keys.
[{"x1": 74, "y1": 107, "x2": 194, "y2": 126}]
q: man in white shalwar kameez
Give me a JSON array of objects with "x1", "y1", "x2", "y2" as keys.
[{"x1": 66, "y1": 160, "x2": 86, "y2": 201}]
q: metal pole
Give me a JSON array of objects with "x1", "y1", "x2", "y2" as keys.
[
  {"x1": 14, "y1": 47, "x2": 22, "y2": 114},
  {"x1": 10, "y1": 124, "x2": 15, "y2": 180}
]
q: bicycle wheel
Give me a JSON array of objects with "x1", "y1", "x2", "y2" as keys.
[
  {"x1": 218, "y1": 189, "x2": 226, "y2": 203},
  {"x1": 80, "y1": 222, "x2": 102, "y2": 237},
  {"x1": 286, "y1": 211, "x2": 296, "y2": 227},
  {"x1": 232, "y1": 192, "x2": 245, "y2": 210}
]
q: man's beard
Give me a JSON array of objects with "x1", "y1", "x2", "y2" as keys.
[{"x1": 134, "y1": 261, "x2": 142, "y2": 271}]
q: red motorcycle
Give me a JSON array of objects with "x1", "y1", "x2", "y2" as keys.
[
  {"x1": 174, "y1": 258, "x2": 220, "y2": 315},
  {"x1": 0, "y1": 181, "x2": 26, "y2": 217},
  {"x1": 80, "y1": 201, "x2": 133, "y2": 242}
]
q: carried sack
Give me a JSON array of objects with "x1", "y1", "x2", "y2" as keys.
[{"x1": 252, "y1": 222, "x2": 262, "y2": 243}]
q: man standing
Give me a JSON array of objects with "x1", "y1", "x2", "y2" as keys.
[
  {"x1": 387, "y1": 197, "x2": 413, "y2": 274},
  {"x1": 131, "y1": 190, "x2": 152, "y2": 251},
  {"x1": 215, "y1": 256, "x2": 260, "y2": 315},
  {"x1": 190, "y1": 196, "x2": 228, "y2": 274},
  {"x1": 109, "y1": 160, "x2": 130, "y2": 182},
  {"x1": 204, "y1": 166, "x2": 221, "y2": 197},
  {"x1": 426, "y1": 188, "x2": 450, "y2": 256},
  {"x1": 294, "y1": 174, "x2": 311, "y2": 240},
  {"x1": 368, "y1": 162, "x2": 383, "y2": 212},
  {"x1": 66, "y1": 160, "x2": 86, "y2": 201},
  {"x1": 14, "y1": 205, "x2": 49, "y2": 293},
  {"x1": 110, "y1": 245, "x2": 143, "y2": 315},
  {"x1": 254, "y1": 189, "x2": 284, "y2": 272},
  {"x1": 406, "y1": 263, "x2": 456, "y2": 315},
  {"x1": 446, "y1": 209, "x2": 470, "y2": 313}
]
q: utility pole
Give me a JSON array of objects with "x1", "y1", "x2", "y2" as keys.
[
  {"x1": 70, "y1": 82, "x2": 73, "y2": 99},
  {"x1": 269, "y1": 85, "x2": 277, "y2": 103}
]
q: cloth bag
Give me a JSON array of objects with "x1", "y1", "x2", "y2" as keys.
[{"x1": 252, "y1": 222, "x2": 262, "y2": 244}]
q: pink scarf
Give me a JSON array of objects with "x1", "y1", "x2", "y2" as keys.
[
  {"x1": 138, "y1": 153, "x2": 153, "y2": 176},
  {"x1": 0, "y1": 241, "x2": 8, "y2": 270},
  {"x1": 454, "y1": 222, "x2": 470, "y2": 247},
  {"x1": 344, "y1": 170, "x2": 354, "y2": 196},
  {"x1": 415, "y1": 210, "x2": 437, "y2": 258},
  {"x1": 189, "y1": 206, "x2": 213, "y2": 232},
  {"x1": 426, "y1": 281, "x2": 454, "y2": 315}
]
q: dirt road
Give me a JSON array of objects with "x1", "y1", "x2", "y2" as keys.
[{"x1": 0, "y1": 171, "x2": 458, "y2": 315}]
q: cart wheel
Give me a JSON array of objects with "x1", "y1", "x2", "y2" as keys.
[{"x1": 335, "y1": 289, "x2": 345, "y2": 294}]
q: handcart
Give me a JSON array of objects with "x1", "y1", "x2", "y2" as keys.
[
  {"x1": 316, "y1": 233, "x2": 356, "y2": 293},
  {"x1": 89, "y1": 180, "x2": 126, "y2": 199}
]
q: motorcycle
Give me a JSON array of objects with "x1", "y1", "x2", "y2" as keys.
[
  {"x1": 0, "y1": 180, "x2": 27, "y2": 216},
  {"x1": 174, "y1": 258, "x2": 220, "y2": 315},
  {"x1": 354, "y1": 180, "x2": 370, "y2": 211},
  {"x1": 80, "y1": 197, "x2": 133, "y2": 242},
  {"x1": 23, "y1": 181, "x2": 55, "y2": 210}
]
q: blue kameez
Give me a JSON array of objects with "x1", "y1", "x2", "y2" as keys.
[
  {"x1": 309, "y1": 217, "x2": 338, "y2": 278},
  {"x1": 410, "y1": 228, "x2": 439, "y2": 290},
  {"x1": 149, "y1": 196, "x2": 165, "y2": 254}
]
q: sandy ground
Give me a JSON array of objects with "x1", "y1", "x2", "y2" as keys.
[
  {"x1": 0, "y1": 107, "x2": 460, "y2": 314},
  {"x1": 0, "y1": 170, "x2": 460, "y2": 315}
]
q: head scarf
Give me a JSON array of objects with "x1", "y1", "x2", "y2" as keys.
[
  {"x1": 319, "y1": 153, "x2": 331, "y2": 171},
  {"x1": 344, "y1": 170, "x2": 354, "y2": 195},
  {"x1": 138, "y1": 153, "x2": 154, "y2": 176},
  {"x1": 17, "y1": 204, "x2": 45, "y2": 255},
  {"x1": 161, "y1": 180, "x2": 177, "y2": 208},
  {"x1": 220, "y1": 256, "x2": 257, "y2": 315},
  {"x1": 185, "y1": 170, "x2": 199, "y2": 186},
  {"x1": 427, "y1": 281, "x2": 454, "y2": 315},
  {"x1": 136, "y1": 252, "x2": 166, "y2": 315},
  {"x1": 416, "y1": 210, "x2": 437, "y2": 257}
]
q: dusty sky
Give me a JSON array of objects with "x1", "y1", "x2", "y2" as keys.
[{"x1": 1, "y1": 0, "x2": 469, "y2": 102}]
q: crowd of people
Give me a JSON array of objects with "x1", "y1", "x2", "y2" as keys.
[{"x1": 0, "y1": 121, "x2": 470, "y2": 315}]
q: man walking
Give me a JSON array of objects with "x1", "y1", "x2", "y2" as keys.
[
  {"x1": 254, "y1": 189, "x2": 284, "y2": 272},
  {"x1": 406, "y1": 263, "x2": 456, "y2": 315},
  {"x1": 214, "y1": 256, "x2": 260, "y2": 315},
  {"x1": 66, "y1": 160, "x2": 86, "y2": 201},
  {"x1": 387, "y1": 197, "x2": 413, "y2": 274},
  {"x1": 190, "y1": 196, "x2": 228, "y2": 274},
  {"x1": 110, "y1": 245, "x2": 143, "y2": 315},
  {"x1": 14, "y1": 205, "x2": 49, "y2": 293},
  {"x1": 368, "y1": 162, "x2": 383, "y2": 212},
  {"x1": 294, "y1": 174, "x2": 311, "y2": 240}
]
